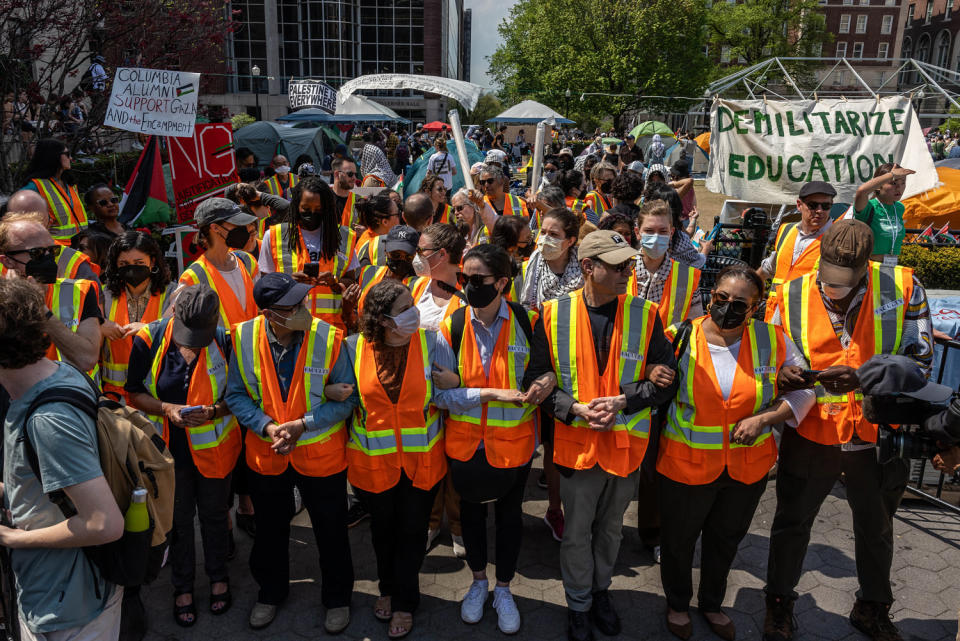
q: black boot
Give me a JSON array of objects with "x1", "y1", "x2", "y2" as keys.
[
  {"x1": 590, "y1": 590, "x2": 621, "y2": 636},
  {"x1": 568, "y1": 609, "x2": 594, "y2": 641}
]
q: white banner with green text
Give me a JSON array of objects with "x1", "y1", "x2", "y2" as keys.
[{"x1": 706, "y1": 97, "x2": 937, "y2": 204}]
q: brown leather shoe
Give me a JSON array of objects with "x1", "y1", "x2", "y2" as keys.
[
  {"x1": 702, "y1": 610, "x2": 736, "y2": 641},
  {"x1": 763, "y1": 594, "x2": 796, "y2": 641},
  {"x1": 665, "y1": 609, "x2": 692, "y2": 640},
  {"x1": 849, "y1": 599, "x2": 903, "y2": 641}
]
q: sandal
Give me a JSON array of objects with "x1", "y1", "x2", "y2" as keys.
[
  {"x1": 388, "y1": 611, "x2": 413, "y2": 639},
  {"x1": 210, "y1": 581, "x2": 232, "y2": 615},
  {"x1": 173, "y1": 592, "x2": 197, "y2": 628},
  {"x1": 374, "y1": 595, "x2": 392, "y2": 621}
]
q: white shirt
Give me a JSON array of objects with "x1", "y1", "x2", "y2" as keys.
[
  {"x1": 427, "y1": 152, "x2": 455, "y2": 189},
  {"x1": 258, "y1": 227, "x2": 359, "y2": 273},
  {"x1": 416, "y1": 284, "x2": 451, "y2": 332}
]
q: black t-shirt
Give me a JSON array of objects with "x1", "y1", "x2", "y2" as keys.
[{"x1": 334, "y1": 193, "x2": 349, "y2": 219}]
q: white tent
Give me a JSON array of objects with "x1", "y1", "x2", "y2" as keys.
[{"x1": 488, "y1": 100, "x2": 574, "y2": 124}]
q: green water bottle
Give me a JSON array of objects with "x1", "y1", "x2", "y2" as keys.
[{"x1": 124, "y1": 487, "x2": 149, "y2": 533}]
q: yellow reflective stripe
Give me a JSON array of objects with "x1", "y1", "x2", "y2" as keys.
[{"x1": 187, "y1": 417, "x2": 237, "y2": 450}]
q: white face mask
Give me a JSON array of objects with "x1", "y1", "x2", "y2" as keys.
[
  {"x1": 387, "y1": 307, "x2": 421, "y2": 337},
  {"x1": 640, "y1": 233, "x2": 670, "y2": 259},
  {"x1": 538, "y1": 234, "x2": 565, "y2": 260},
  {"x1": 275, "y1": 165, "x2": 291, "y2": 175},
  {"x1": 412, "y1": 252, "x2": 431, "y2": 278},
  {"x1": 821, "y1": 283, "x2": 854, "y2": 300},
  {"x1": 270, "y1": 305, "x2": 312, "y2": 331}
]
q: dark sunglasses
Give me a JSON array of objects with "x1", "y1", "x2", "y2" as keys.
[
  {"x1": 453, "y1": 204, "x2": 472, "y2": 211},
  {"x1": 338, "y1": 170, "x2": 357, "y2": 177},
  {"x1": 478, "y1": 178, "x2": 497, "y2": 186},
  {"x1": 97, "y1": 196, "x2": 120, "y2": 206},
  {"x1": 456, "y1": 272, "x2": 494, "y2": 288},
  {"x1": 7, "y1": 245, "x2": 58, "y2": 261},
  {"x1": 802, "y1": 200, "x2": 832, "y2": 211},
  {"x1": 416, "y1": 246, "x2": 439, "y2": 256},
  {"x1": 713, "y1": 292, "x2": 751, "y2": 314},
  {"x1": 598, "y1": 258, "x2": 634, "y2": 273}
]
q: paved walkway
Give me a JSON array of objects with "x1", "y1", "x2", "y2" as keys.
[{"x1": 142, "y1": 454, "x2": 960, "y2": 641}]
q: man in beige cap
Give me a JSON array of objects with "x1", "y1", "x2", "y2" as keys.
[
  {"x1": 763, "y1": 219, "x2": 933, "y2": 641},
  {"x1": 523, "y1": 230, "x2": 679, "y2": 641}
]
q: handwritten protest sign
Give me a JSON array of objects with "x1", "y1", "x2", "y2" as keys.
[
  {"x1": 169, "y1": 123, "x2": 236, "y2": 222},
  {"x1": 706, "y1": 97, "x2": 937, "y2": 204},
  {"x1": 289, "y1": 79, "x2": 338, "y2": 113},
  {"x1": 104, "y1": 68, "x2": 200, "y2": 137}
]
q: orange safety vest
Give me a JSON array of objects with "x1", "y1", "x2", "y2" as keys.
[
  {"x1": 264, "y1": 174, "x2": 298, "y2": 199},
  {"x1": 584, "y1": 190, "x2": 610, "y2": 216},
  {"x1": 357, "y1": 265, "x2": 413, "y2": 314},
  {"x1": 267, "y1": 222, "x2": 357, "y2": 331},
  {"x1": 485, "y1": 194, "x2": 526, "y2": 218},
  {"x1": 764, "y1": 222, "x2": 823, "y2": 322},
  {"x1": 101, "y1": 283, "x2": 175, "y2": 399},
  {"x1": 57, "y1": 246, "x2": 98, "y2": 281},
  {"x1": 339, "y1": 191, "x2": 360, "y2": 228},
  {"x1": 45, "y1": 278, "x2": 101, "y2": 384},
  {"x1": 434, "y1": 204, "x2": 453, "y2": 225},
  {"x1": 358, "y1": 234, "x2": 386, "y2": 267},
  {"x1": 31, "y1": 178, "x2": 88, "y2": 245},
  {"x1": 179, "y1": 251, "x2": 259, "y2": 331},
  {"x1": 778, "y1": 262, "x2": 914, "y2": 445},
  {"x1": 543, "y1": 290, "x2": 658, "y2": 477},
  {"x1": 440, "y1": 305, "x2": 537, "y2": 467},
  {"x1": 657, "y1": 317, "x2": 783, "y2": 486},
  {"x1": 138, "y1": 319, "x2": 241, "y2": 478},
  {"x1": 628, "y1": 258, "x2": 702, "y2": 328},
  {"x1": 344, "y1": 331, "x2": 445, "y2": 493},
  {"x1": 408, "y1": 277, "x2": 464, "y2": 319},
  {"x1": 233, "y1": 315, "x2": 347, "y2": 476}
]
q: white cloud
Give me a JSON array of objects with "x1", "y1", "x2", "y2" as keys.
[{"x1": 467, "y1": 0, "x2": 518, "y2": 89}]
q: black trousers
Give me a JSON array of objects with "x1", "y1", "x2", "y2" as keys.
[
  {"x1": 455, "y1": 455, "x2": 531, "y2": 583},
  {"x1": 637, "y1": 418, "x2": 663, "y2": 547},
  {"x1": 659, "y1": 471, "x2": 767, "y2": 613},
  {"x1": 354, "y1": 472, "x2": 439, "y2": 613},
  {"x1": 171, "y1": 463, "x2": 232, "y2": 593},
  {"x1": 766, "y1": 427, "x2": 909, "y2": 604},
  {"x1": 248, "y1": 467, "x2": 354, "y2": 607}
]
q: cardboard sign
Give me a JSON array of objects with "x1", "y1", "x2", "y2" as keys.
[
  {"x1": 169, "y1": 123, "x2": 237, "y2": 222},
  {"x1": 289, "y1": 79, "x2": 338, "y2": 113},
  {"x1": 706, "y1": 96, "x2": 937, "y2": 204},
  {"x1": 104, "y1": 67, "x2": 200, "y2": 137}
]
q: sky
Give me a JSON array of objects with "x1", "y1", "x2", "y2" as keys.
[{"x1": 467, "y1": 0, "x2": 517, "y2": 89}]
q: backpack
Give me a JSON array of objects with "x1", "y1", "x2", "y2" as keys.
[{"x1": 21, "y1": 367, "x2": 175, "y2": 587}]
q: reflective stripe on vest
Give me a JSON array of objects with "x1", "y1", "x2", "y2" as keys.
[
  {"x1": 359, "y1": 234, "x2": 385, "y2": 266},
  {"x1": 101, "y1": 285, "x2": 172, "y2": 389},
  {"x1": 32, "y1": 179, "x2": 88, "y2": 242},
  {"x1": 340, "y1": 192, "x2": 359, "y2": 228},
  {"x1": 181, "y1": 252, "x2": 257, "y2": 330},
  {"x1": 268, "y1": 223, "x2": 355, "y2": 317},
  {"x1": 585, "y1": 191, "x2": 610, "y2": 216},
  {"x1": 45, "y1": 279, "x2": 100, "y2": 384},
  {"x1": 265, "y1": 174, "x2": 298, "y2": 198},
  {"x1": 629, "y1": 259, "x2": 700, "y2": 328},
  {"x1": 486, "y1": 194, "x2": 525, "y2": 217}
]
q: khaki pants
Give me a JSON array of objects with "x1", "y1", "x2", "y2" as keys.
[{"x1": 20, "y1": 585, "x2": 122, "y2": 641}]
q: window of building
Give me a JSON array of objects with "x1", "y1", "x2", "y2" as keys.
[
  {"x1": 837, "y1": 41, "x2": 848, "y2": 57},
  {"x1": 908, "y1": 4, "x2": 915, "y2": 23},
  {"x1": 878, "y1": 42, "x2": 889, "y2": 58},
  {"x1": 926, "y1": 2, "x2": 934, "y2": 22},
  {"x1": 937, "y1": 30, "x2": 952, "y2": 66},
  {"x1": 853, "y1": 42, "x2": 864, "y2": 57},
  {"x1": 843, "y1": 0, "x2": 853, "y2": 5},
  {"x1": 813, "y1": 42, "x2": 823, "y2": 56},
  {"x1": 885, "y1": 0, "x2": 895, "y2": 4},
  {"x1": 856, "y1": 15, "x2": 868, "y2": 32},
  {"x1": 881, "y1": 15, "x2": 893, "y2": 33},
  {"x1": 834, "y1": 70, "x2": 847, "y2": 85},
  {"x1": 840, "y1": 14, "x2": 851, "y2": 32},
  {"x1": 860, "y1": 0, "x2": 869, "y2": 5}
]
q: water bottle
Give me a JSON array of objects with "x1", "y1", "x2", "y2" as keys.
[{"x1": 124, "y1": 487, "x2": 149, "y2": 533}]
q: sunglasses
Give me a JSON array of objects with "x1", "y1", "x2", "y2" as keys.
[
  {"x1": 416, "y1": 246, "x2": 439, "y2": 256},
  {"x1": 713, "y1": 292, "x2": 751, "y2": 314},
  {"x1": 802, "y1": 200, "x2": 832, "y2": 211},
  {"x1": 456, "y1": 272, "x2": 494, "y2": 288},
  {"x1": 339, "y1": 171, "x2": 356, "y2": 178},
  {"x1": 598, "y1": 259, "x2": 634, "y2": 273},
  {"x1": 453, "y1": 204, "x2": 472, "y2": 211},
  {"x1": 7, "y1": 245, "x2": 58, "y2": 261},
  {"x1": 97, "y1": 196, "x2": 120, "y2": 206},
  {"x1": 479, "y1": 178, "x2": 497, "y2": 186}
]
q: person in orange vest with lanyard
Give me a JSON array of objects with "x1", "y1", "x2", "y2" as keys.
[
  {"x1": 327, "y1": 279, "x2": 457, "y2": 639},
  {"x1": 0, "y1": 213, "x2": 102, "y2": 376},
  {"x1": 20, "y1": 139, "x2": 88, "y2": 245},
  {"x1": 435, "y1": 244, "x2": 554, "y2": 635},
  {"x1": 479, "y1": 165, "x2": 527, "y2": 217},
  {"x1": 100, "y1": 231, "x2": 176, "y2": 401},
  {"x1": 489, "y1": 215, "x2": 534, "y2": 302},
  {"x1": 263, "y1": 155, "x2": 298, "y2": 199},
  {"x1": 657, "y1": 266, "x2": 814, "y2": 641},
  {"x1": 258, "y1": 177, "x2": 360, "y2": 333},
  {"x1": 125, "y1": 286, "x2": 240, "y2": 627},
  {"x1": 583, "y1": 162, "x2": 616, "y2": 218},
  {"x1": 356, "y1": 225, "x2": 419, "y2": 314},
  {"x1": 225, "y1": 272, "x2": 356, "y2": 633},
  {"x1": 420, "y1": 175, "x2": 453, "y2": 224},
  {"x1": 331, "y1": 157, "x2": 361, "y2": 228},
  {"x1": 757, "y1": 181, "x2": 835, "y2": 322},
  {"x1": 763, "y1": 220, "x2": 934, "y2": 641},
  {"x1": 356, "y1": 192, "x2": 402, "y2": 263},
  {"x1": 522, "y1": 230, "x2": 679, "y2": 641}
]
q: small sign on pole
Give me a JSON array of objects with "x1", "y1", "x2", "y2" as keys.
[
  {"x1": 104, "y1": 67, "x2": 200, "y2": 138},
  {"x1": 288, "y1": 79, "x2": 338, "y2": 113}
]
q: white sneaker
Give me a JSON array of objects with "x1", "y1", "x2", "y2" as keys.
[
  {"x1": 653, "y1": 545, "x2": 661, "y2": 564},
  {"x1": 452, "y1": 534, "x2": 466, "y2": 558},
  {"x1": 492, "y1": 587, "x2": 521, "y2": 634},
  {"x1": 426, "y1": 528, "x2": 440, "y2": 552},
  {"x1": 460, "y1": 579, "x2": 488, "y2": 624}
]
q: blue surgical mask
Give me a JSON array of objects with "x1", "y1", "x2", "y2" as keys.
[{"x1": 640, "y1": 233, "x2": 670, "y2": 259}]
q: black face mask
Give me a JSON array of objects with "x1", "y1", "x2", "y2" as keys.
[
  {"x1": 26, "y1": 255, "x2": 58, "y2": 284},
  {"x1": 517, "y1": 242, "x2": 534, "y2": 259},
  {"x1": 118, "y1": 264, "x2": 151, "y2": 287},
  {"x1": 386, "y1": 258, "x2": 414, "y2": 279},
  {"x1": 510, "y1": 259, "x2": 521, "y2": 278},
  {"x1": 299, "y1": 210, "x2": 322, "y2": 231},
  {"x1": 710, "y1": 299, "x2": 751, "y2": 330},
  {"x1": 224, "y1": 225, "x2": 251, "y2": 249},
  {"x1": 465, "y1": 281, "x2": 500, "y2": 309},
  {"x1": 599, "y1": 182, "x2": 612, "y2": 194}
]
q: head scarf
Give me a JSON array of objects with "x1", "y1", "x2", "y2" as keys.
[
  {"x1": 650, "y1": 134, "x2": 665, "y2": 157},
  {"x1": 360, "y1": 143, "x2": 397, "y2": 187}
]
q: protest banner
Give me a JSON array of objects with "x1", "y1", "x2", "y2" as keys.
[
  {"x1": 169, "y1": 123, "x2": 237, "y2": 222},
  {"x1": 104, "y1": 67, "x2": 200, "y2": 137},
  {"x1": 706, "y1": 96, "x2": 937, "y2": 204},
  {"x1": 288, "y1": 79, "x2": 338, "y2": 113}
]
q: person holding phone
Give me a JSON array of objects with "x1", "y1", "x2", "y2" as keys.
[{"x1": 126, "y1": 286, "x2": 240, "y2": 627}]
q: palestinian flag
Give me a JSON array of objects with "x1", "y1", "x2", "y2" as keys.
[
  {"x1": 917, "y1": 223, "x2": 935, "y2": 241},
  {"x1": 119, "y1": 136, "x2": 171, "y2": 226},
  {"x1": 936, "y1": 222, "x2": 958, "y2": 244}
]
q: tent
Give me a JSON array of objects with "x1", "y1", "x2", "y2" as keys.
[
  {"x1": 233, "y1": 122, "x2": 343, "y2": 170},
  {"x1": 422, "y1": 121, "x2": 449, "y2": 132},
  {"x1": 403, "y1": 139, "x2": 485, "y2": 197},
  {"x1": 664, "y1": 140, "x2": 710, "y2": 174},
  {"x1": 487, "y1": 100, "x2": 574, "y2": 124},
  {"x1": 694, "y1": 132, "x2": 711, "y2": 155},
  {"x1": 277, "y1": 94, "x2": 410, "y2": 123},
  {"x1": 629, "y1": 121, "x2": 673, "y2": 139},
  {"x1": 902, "y1": 165, "x2": 960, "y2": 228},
  {"x1": 634, "y1": 133, "x2": 676, "y2": 162}
]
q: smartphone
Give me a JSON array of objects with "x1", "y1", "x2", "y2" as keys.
[
  {"x1": 801, "y1": 369, "x2": 823, "y2": 382},
  {"x1": 179, "y1": 405, "x2": 204, "y2": 417},
  {"x1": 303, "y1": 262, "x2": 320, "y2": 278}
]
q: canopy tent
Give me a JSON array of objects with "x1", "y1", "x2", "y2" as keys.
[
  {"x1": 663, "y1": 140, "x2": 710, "y2": 174},
  {"x1": 233, "y1": 122, "x2": 342, "y2": 170},
  {"x1": 903, "y1": 166, "x2": 960, "y2": 228},
  {"x1": 487, "y1": 100, "x2": 574, "y2": 124},
  {"x1": 277, "y1": 95, "x2": 410, "y2": 124},
  {"x1": 422, "y1": 121, "x2": 449, "y2": 132},
  {"x1": 629, "y1": 121, "x2": 674, "y2": 139},
  {"x1": 403, "y1": 139, "x2": 485, "y2": 197},
  {"x1": 694, "y1": 132, "x2": 711, "y2": 155}
]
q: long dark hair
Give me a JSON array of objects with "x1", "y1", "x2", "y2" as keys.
[
  {"x1": 359, "y1": 279, "x2": 408, "y2": 346},
  {"x1": 355, "y1": 192, "x2": 396, "y2": 229},
  {"x1": 25, "y1": 138, "x2": 68, "y2": 181},
  {"x1": 285, "y1": 176, "x2": 338, "y2": 260},
  {"x1": 491, "y1": 215, "x2": 528, "y2": 252},
  {"x1": 102, "y1": 231, "x2": 172, "y2": 298}
]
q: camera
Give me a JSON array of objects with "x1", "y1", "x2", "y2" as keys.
[{"x1": 865, "y1": 394, "x2": 960, "y2": 464}]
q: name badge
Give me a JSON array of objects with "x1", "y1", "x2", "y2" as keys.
[
  {"x1": 882, "y1": 255, "x2": 899, "y2": 267},
  {"x1": 620, "y1": 350, "x2": 643, "y2": 361},
  {"x1": 65, "y1": 318, "x2": 79, "y2": 327},
  {"x1": 874, "y1": 298, "x2": 904, "y2": 316},
  {"x1": 207, "y1": 362, "x2": 226, "y2": 375},
  {"x1": 304, "y1": 366, "x2": 329, "y2": 376},
  {"x1": 755, "y1": 366, "x2": 776, "y2": 375},
  {"x1": 508, "y1": 344, "x2": 529, "y2": 354}
]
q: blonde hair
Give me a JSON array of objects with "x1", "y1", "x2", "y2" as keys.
[{"x1": 590, "y1": 162, "x2": 618, "y2": 182}]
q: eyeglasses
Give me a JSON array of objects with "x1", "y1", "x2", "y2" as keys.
[
  {"x1": 456, "y1": 272, "x2": 494, "y2": 288},
  {"x1": 97, "y1": 197, "x2": 120, "y2": 206},
  {"x1": 5, "y1": 245, "x2": 58, "y2": 262},
  {"x1": 339, "y1": 171, "x2": 356, "y2": 177},
  {"x1": 416, "y1": 246, "x2": 439, "y2": 256},
  {"x1": 598, "y1": 259, "x2": 634, "y2": 273},
  {"x1": 453, "y1": 204, "x2": 472, "y2": 211},
  {"x1": 802, "y1": 200, "x2": 832, "y2": 211},
  {"x1": 478, "y1": 178, "x2": 497, "y2": 186},
  {"x1": 712, "y1": 292, "x2": 752, "y2": 314}
]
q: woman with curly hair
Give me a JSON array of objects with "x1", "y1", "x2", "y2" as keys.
[{"x1": 100, "y1": 231, "x2": 175, "y2": 400}]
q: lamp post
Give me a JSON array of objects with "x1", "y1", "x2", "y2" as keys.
[
  {"x1": 251, "y1": 64, "x2": 261, "y2": 120},
  {"x1": 564, "y1": 88, "x2": 571, "y2": 120}
]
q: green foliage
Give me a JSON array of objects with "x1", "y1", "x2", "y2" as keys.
[
  {"x1": 232, "y1": 113, "x2": 256, "y2": 131},
  {"x1": 489, "y1": 0, "x2": 711, "y2": 129},
  {"x1": 899, "y1": 245, "x2": 960, "y2": 290},
  {"x1": 465, "y1": 94, "x2": 505, "y2": 126},
  {"x1": 940, "y1": 106, "x2": 960, "y2": 134}
]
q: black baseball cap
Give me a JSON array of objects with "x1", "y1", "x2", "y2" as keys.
[
  {"x1": 253, "y1": 272, "x2": 312, "y2": 309},
  {"x1": 858, "y1": 354, "x2": 954, "y2": 403},
  {"x1": 172, "y1": 285, "x2": 220, "y2": 348},
  {"x1": 384, "y1": 225, "x2": 419, "y2": 255},
  {"x1": 798, "y1": 181, "x2": 837, "y2": 199},
  {"x1": 194, "y1": 197, "x2": 258, "y2": 228}
]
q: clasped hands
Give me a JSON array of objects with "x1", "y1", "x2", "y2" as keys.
[{"x1": 265, "y1": 419, "x2": 306, "y2": 455}]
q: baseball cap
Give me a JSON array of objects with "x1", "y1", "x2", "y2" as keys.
[
  {"x1": 858, "y1": 354, "x2": 954, "y2": 403},
  {"x1": 172, "y1": 285, "x2": 220, "y2": 348},
  {"x1": 626, "y1": 160, "x2": 645, "y2": 173},
  {"x1": 559, "y1": 148, "x2": 574, "y2": 156},
  {"x1": 194, "y1": 197, "x2": 257, "y2": 228},
  {"x1": 253, "y1": 272, "x2": 312, "y2": 309},
  {"x1": 384, "y1": 225, "x2": 419, "y2": 255},
  {"x1": 470, "y1": 162, "x2": 487, "y2": 174},
  {"x1": 625, "y1": 133, "x2": 635, "y2": 140},
  {"x1": 485, "y1": 149, "x2": 507, "y2": 165},
  {"x1": 818, "y1": 219, "x2": 874, "y2": 287},
  {"x1": 578, "y1": 230, "x2": 639, "y2": 264},
  {"x1": 798, "y1": 181, "x2": 838, "y2": 199}
]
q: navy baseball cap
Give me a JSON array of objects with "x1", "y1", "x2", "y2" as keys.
[
  {"x1": 253, "y1": 272, "x2": 312, "y2": 309},
  {"x1": 384, "y1": 225, "x2": 419, "y2": 255}
]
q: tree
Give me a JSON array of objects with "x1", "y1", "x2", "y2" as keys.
[{"x1": 488, "y1": 0, "x2": 711, "y2": 131}]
